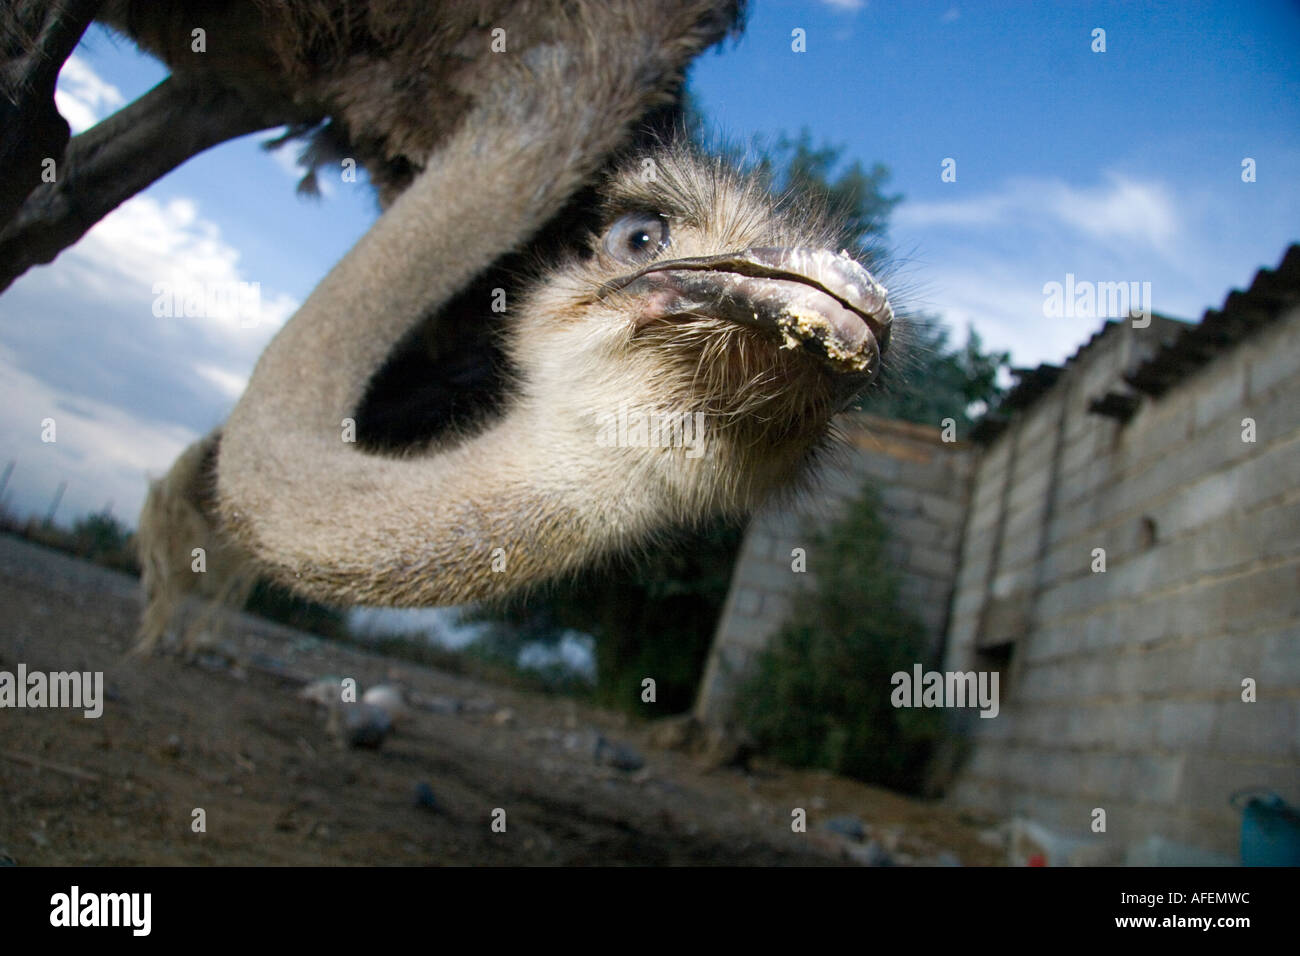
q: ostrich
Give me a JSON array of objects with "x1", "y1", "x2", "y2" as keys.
[
  {"x1": 139, "y1": 135, "x2": 895, "y2": 645},
  {"x1": 3, "y1": 1, "x2": 897, "y2": 643},
  {"x1": 0, "y1": 0, "x2": 745, "y2": 291},
  {"x1": 211, "y1": 141, "x2": 893, "y2": 610}
]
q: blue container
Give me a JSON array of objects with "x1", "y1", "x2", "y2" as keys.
[{"x1": 1232, "y1": 790, "x2": 1300, "y2": 867}]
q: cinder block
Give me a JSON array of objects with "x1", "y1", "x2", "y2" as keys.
[
  {"x1": 745, "y1": 532, "x2": 774, "y2": 561},
  {"x1": 1261, "y1": 627, "x2": 1300, "y2": 686},
  {"x1": 916, "y1": 604, "x2": 947, "y2": 641},
  {"x1": 1196, "y1": 561, "x2": 1300, "y2": 639},
  {"x1": 1179, "y1": 754, "x2": 1300, "y2": 814},
  {"x1": 1248, "y1": 314, "x2": 1300, "y2": 398},
  {"x1": 879, "y1": 484, "x2": 921, "y2": 515},
  {"x1": 1080, "y1": 752, "x2": 1183, "y2": 804},
  {"x1": 1006, "y1": 467, "x2": 1053, "y2": 515},
  {"x1": 1208, "y1": 697, "x2": 1295, "y2": 760},
  {"x1": 945, "y1": 615, "x2": 979, "y2": 653},
  {"x1": 898, "y1": 457, "x2": 962, "y2": 496},
  {"x1": 1118, "y1": 398, "x2": 1195, "y2": 472},
  {"x1": 761, "y1": 591, "x2": 794, "y2": 632},
  {"x1": 1118, "y1": 426, "x2": 1298, "y2": 537},
  {"x1": 890, "y1": 514, "x2": 945, "y2": 549},
  {"x1": 917, "y1": 490, "x2": 967, "y2": 527},
  {"x1": 732, "y1": 586, "x2": 762, "y2": 617},
  {"x1": 849, "y1": 450, "x2": 903, "y2": 483},
  {"x1": 1021, "y1": 619, "x2": 1077, "y2": 662},
  {"x1": 908, "y1": 543, "x2": 959, "y2": 579},
  {"x1": 750, "y1": 558, "x2": 802, "y2": 594},
  {"x1": 1192, "y1": 357, "x2": 1247, "y2": 434}
]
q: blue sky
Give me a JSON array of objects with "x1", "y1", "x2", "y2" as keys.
[{"x1": 1, "y1": 0, "x2": 1297, "y2": 526}]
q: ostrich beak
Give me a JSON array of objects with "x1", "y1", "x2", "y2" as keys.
[{"x1": 598, "y1": 247, "x2": 893, "y2": 388}]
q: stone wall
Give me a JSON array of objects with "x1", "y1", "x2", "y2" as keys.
[
  {"x1": 944, "y1": 303, "x2": 1300, "y2": 856},
  {"x1": 695, "y1": 414, "x2": 974, "y2": 724}
]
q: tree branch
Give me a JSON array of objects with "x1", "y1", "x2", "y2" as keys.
[{"x1": 0, "y1": 72, "x2": 288, "y2": 292}]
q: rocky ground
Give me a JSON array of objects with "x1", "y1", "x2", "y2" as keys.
[{"x1": 0, "y1": 534, "x2": 1005, "y2": 866}]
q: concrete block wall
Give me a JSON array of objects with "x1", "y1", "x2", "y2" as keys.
[
  {"x1": 944, "y1": 305, "x2": 1300, "y2": 856},
  {"x1": 695, "y1": 414, "x2": 974, "y2": 724}
]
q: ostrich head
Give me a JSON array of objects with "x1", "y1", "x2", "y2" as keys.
[{"x1": 506, "y1": 145, "x2": 894, "y2": 516}]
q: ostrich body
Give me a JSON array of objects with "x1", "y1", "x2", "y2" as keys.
[{"x1": 127, "y1": 0, "x2": 894, "y2": 643}]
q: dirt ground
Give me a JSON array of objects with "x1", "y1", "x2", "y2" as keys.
[{"x1": 0, "y1": 533, "x2": 1005, "y2": 866}]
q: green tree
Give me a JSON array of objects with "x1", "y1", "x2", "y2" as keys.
[
  {"x1": 70, "y1": 508, "x2": 138, "y2": 572},
  {"x1": 747, "y1": 130, "x2": 1008, "y2": 434},
  {"x1": 862, "y1": 317, "x2": 1009, "y2": 435},
  {"x1": 734, "y1": 485, "x2": 944, "y2": 792},
  {"x1": 752, "y1": 129, "x2": 901, "y2": 250}
]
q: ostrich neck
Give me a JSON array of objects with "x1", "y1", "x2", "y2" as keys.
[
  {"x1": 222, "y1": 398, "x2": 647, "y2": 606},
  {"x1": 216, "y1": 31, "x2": 691, "y2": 606}
]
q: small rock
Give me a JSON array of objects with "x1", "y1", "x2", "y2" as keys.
[
  {"x1": 362, "y1": 684, "x2": 410, "y2": 727},
  {"x1": 299, "y1": 677, "x2": 346, "y2": 707},
  {"x1": 413, "y1": 782, "x2": 440, "y2": 812},
  {"x1": 327, "y1": 701, "x2": 392, "y2": 750},
  {"x1": 410, "y1": 693, "x2": 460, "y2": 715},
  {"x1": 822, "y1": 815, "x2": 867, "y2": 842},
  {"x1": 193, "y1": 653, "x2": 229, "y2": 673},
  {"x1": 594, "y1": 735, "x2": 644, "y2": 772},
  {"x1": 647, "y1": 714, "x2": 703, "y2": 751},
  {"x1": 461, "y1": 697, "x2": 496, "y2": 716},
  {"x1": 697, "y1": 727, "x2": 756, "y2": 770},
  {"x1": 491, "y1": 708, "x2": 516, "y2": 727},
  {"x1": 160, "y1": 734, "x2": 183, "y2": 757},
  {"x1": 844, "y1": 840, "x2": 893, "y2": 867},
  {"x1": 249, "y1": 652, "x2": 289, "y2": 673}
]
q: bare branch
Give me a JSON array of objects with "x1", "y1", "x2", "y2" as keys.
[
  {"x1": 0, "y1": 0, "x2": 104, "y2": 229},
  {"x1": 0, "y1": 72, "x2": 287, "y2": 292}
]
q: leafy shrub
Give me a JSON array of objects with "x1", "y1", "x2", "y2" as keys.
[{"x1": 734, "y1": 485, "x2": 944, "y2": 793}]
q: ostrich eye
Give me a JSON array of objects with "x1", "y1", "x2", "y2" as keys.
[{"x1": 604, "y1": 212, "x2": 668, "y2": 264}]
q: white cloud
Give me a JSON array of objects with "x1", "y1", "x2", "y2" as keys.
[
  {"x1": 1044, "y1": 175, "x2": 1179, "y2": 251},
  {"x1": 51, "y1": 193, "x2": 299, "y2": 335},
  {"x1": 0, "y1": 191, "x2": 299, "y2": 526},
  {"x1": 819, "y1": 0, "x2": 866, "y2": 11},
  {"x1": 54, "y1": 54, "x2": 125, "y2": 133},
  {"x1": 889, "y1": 172, "x2": 1240, "y2": 371},
  {"x1": 941, "y1": 7, "x2": 961, "y2": 23},
  {"x1": 193, "y1": 363, "x2": 250, "y2": 400},
  {"x1": 897, "y1": 173, "x2": 1181, "y2": 254},
  {"x1": 0, "y1": 344, "x2": 195, "y2": 523}
]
